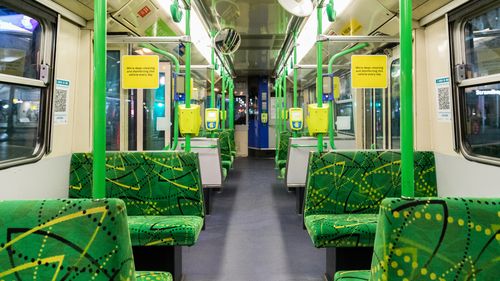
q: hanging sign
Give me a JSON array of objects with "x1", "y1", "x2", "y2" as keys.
[
  {"x1": 351, "y1": 55, "x2": 388, "y2": 89},
  {"x1": 122, "y1": 55, "x2": 159, "y2": 89}
]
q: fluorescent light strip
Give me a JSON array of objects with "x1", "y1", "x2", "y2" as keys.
[
  {"x1": 157, "y1": 0, "x2": 212, "y2": 63},
  {"x1": 294, "y1": 1, "x2": 350, "y2": 67}
]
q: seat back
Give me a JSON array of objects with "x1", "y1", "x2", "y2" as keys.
[
  {"x1": 177, "y1": 137, "x2": 223, "y2": 187},
  {"x1": 213, "y1": 130, "x2": 232, "y2": 162},
  {"x1": 0, "y1": 199, "x2": 135, "y2": 280},
  {"x1": 371, "y1": 197, "x2": 500, "y2": 280},
  {"x1": 286, "y1": 137, "x2": 329, "y2": 187},
  {"x1": 304, "y1": 150, "x2": 437, "y2": 216},
  {"x1": 276, "y1": 131, "x2": 292, "y2": 165},
  {"x1": 70, "y1": 152, "x2": 204, "y2": 217}
]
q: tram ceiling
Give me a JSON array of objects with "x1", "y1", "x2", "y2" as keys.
[{"x1": 198, "y1": 0, "x2": 293, "y2": 76}]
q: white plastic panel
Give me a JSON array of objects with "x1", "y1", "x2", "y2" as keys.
[
  {"x1": 177, "y1": 138, "x2": 223, "y2": 188},
  {"x1": 285, "y1": 137, "x2": 329, "y2": 187}
]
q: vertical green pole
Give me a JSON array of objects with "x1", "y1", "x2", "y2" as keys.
[
  {"x1": 400, "y1": 0, "x2": 414, "y2": 197},
  {"x1": 229, "y1": 79, "x2": 234, "y2": 129},
  {"x1": 185, "y1": 0, "x2": 192, "y2": 152},
  {"x1": 293, "y1": 31, "x2": 298, "y2": 138},
  {"x1": 282, "y1": 71, "x2": 287, "y2": 132},
  {"x1": 93, "y1": 0, "x2": 106, "y2": 199},
  {"x1": 221, "y1": 73, "x2": 227, "y2": 130},
  {"x1": 316, "y1": 4, "x2": 324, "y2": 153},
  {"x1": 210, "y1": 31, "x2": 216, "y2": 109},
  {"x1": 275, "y1": 77, "x2": 281, "y2": 163}
]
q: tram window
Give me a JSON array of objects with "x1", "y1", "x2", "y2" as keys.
[
  {"x1": 0, "y1": 83, "x2": 41, "y2": 160},
  {"x1": 106, "y1": 51, "x2": 120, "y2": 151},
  {"x1": 0, "y1": 2, "x2": 54, "y2": 168},
  {"x1": 390, "y1": 59, "x2": 401, "y2": 149},
  {"x1": 235, "y1": 96, "x2": 247, "y2": 125},
  {"x1": 0, "y1": 6, "x2": 41, "y2": 79},
  {"x1": 464, "y1": 6, "x2": 500, "y2": 78},
  {"x1": 461, "y1": 82, "x2": 500, "y2": 159}
]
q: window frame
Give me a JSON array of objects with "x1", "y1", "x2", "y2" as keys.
[
  {"x1": 0, "y1": 0, "x2": 57, "y2": 169},
  {"x1": 450, "y1": 1, "x2": 500, "y2": 166}
]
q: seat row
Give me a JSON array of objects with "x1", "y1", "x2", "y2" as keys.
[{"x1": 301, "y1": 149, "x2": 499, "y2": 280}]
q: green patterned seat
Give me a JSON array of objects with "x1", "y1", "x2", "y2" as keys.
[
  {"x1": 0, "y1": 199, "x2": 172, "y2": 280},
  {"x1": 211, "y1": 130, "x2": 233, "y2": 169},
  {"x1": 335, "y1": 197, "x2": 500, "y2": 280},
  {"x1": 304, "y1": 151, "x2": 437, "y2": 248},
  {"x1": 334, "y1": 270, "x2": 370, "y2": 281},
  {"x1": 69, "y1": 152, "x2": 204, "y2": 247},
  {"x1": 276, "y1": 131, "x2": 291, "y2": 178},
  {"x1": 136, "y1": 271, "x2": 173, "y2": 281},
  {"x1": 128, "y1": 216, "x2": 203, "y2": 246}
]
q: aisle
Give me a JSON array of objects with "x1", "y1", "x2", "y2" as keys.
[{"x1": 184, "y1": 157, "x2": 324, "y2": 281}]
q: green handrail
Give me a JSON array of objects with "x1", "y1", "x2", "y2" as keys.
[
  {"x1": 221, "y1": 72, "x2": 228, "y2": 130},
  {"x1": 327, "y1": 42, "x2": 369, "y2": 150},
  {"x1": 93, "y1": 0, "x2": 106, "y2": 199},
  {"x1": 327, "y1": 43, "x2": 368, "y2": 74},
  {"x1": 316, "y1": 5, "x2": 324, "y2": 153},
  {"x1": 229, "y1": 79, "x2": 234, "y2": 129},
  {"x1": 210, "y1": 31, "x2": 216, "y2": 109},
  {"x1": 184, "y1": 0, "x2": 192, "y2": 152},
  {"x1": 282, "y1": 71, "x2": 287, "y2": 132},
  {"x1": 210, "y1": 30, "x2": 216, "y2": 138},
  {"x1": 400, "y1": 0, "x2": 414, "y2": 197},
  {"x1": 141, "y1": 44, "x2": 180, "y2": 73},
  {"x1": 292, "y1": 30, "x2": 299, "y2": 138}
]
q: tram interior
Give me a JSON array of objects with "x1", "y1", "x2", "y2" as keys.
[{"x1": 0, "y1": 0, "x2": 499, "y2": 281}]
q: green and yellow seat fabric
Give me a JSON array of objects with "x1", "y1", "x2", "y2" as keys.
[
  {"x1": 216, "y1": 130, "x2": 235, "y2": 172},
  {"x1": 276, "y1": 131, "x2": 291, "y2": 179},
  {"x1": 334, "y1": 197, "x2": 500, "y2": 281},
  {"x1": 69, "y1": 152, "x2": 204, "y2": 247},
  {"x1": 304, "y1": 151, "x2": 437, "y2": 248},
  {"x1": 0, "y1": 198, "x2": 172, "y2": 281}
]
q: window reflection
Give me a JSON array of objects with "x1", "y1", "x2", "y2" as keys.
[
  {"x1": 0, "y1": 83, "x2": 41, "y2": 160},
  {"x1": 106, "y1": 51, "x2": 120, "y2": 150},
  {"x1": 235, "y1": 96, "x2": 247, "y2": 125},
  {"x1": 390, "y1": 59, "x2": 401, "y2": 149},
  {"x1": 464, "y1": 6, "x2": 500, "y2": 78},
  {"x1": 0, "y1": 6, "x2": 41, "y2": 79},
  {"x1": 463, "y1": 83, "x2": 500, "y2": 158}
]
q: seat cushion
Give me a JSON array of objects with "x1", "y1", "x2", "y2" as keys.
[
  {"x1": 128, "y1": 216, "x2": 204, "y2": 246},
  {"x1": 304, "y1": 214, "x2": 378, "y2": 248},
  {"x1": 136, "y1": 271, "x2": 173, "y2": 281},
  {"x1": 334, "y1": 270, "x2": 370, "y2": 281}
]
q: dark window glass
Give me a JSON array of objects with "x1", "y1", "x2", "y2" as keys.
[
  {"x1": 0, "y1": 83, "x2": 41, "y2": 160},
  {"x1": 106, "y1": 51, "x2": 120, "y2": 150},
  {"x1": 462, "y1": 82, "x2": 500, "y2": 159},
  {"x1": 464, "y1": 6, "x2": 500, "y2": 78},
  {"x1": 143, "y1": 73, "x2": 166, "y2": 150},
  {"x1": 390, "y1": 59, "x2": 401, "y2": 149},
  {"x1": 0, "y1": 6, "x2": 41, "y2": 79},
  {"x1": 235, "y1": 96, "x2": 247, "y2": 125}
]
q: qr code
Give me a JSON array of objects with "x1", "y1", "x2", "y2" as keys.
[
  {"x1": 437, "y1": 87, "x2": 450, "y2": 111},
  {"x1": 54, "y1": 89, "x2": 67, "y2": 113}
]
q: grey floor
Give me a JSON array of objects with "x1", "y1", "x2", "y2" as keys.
[{"x1": 184, "y1": 157, "x2": 324, "y2": 281}]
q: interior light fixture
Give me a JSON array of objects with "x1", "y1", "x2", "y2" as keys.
[{"x1": 294, "y1": 1, "x2": 350, "y2": 66}]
